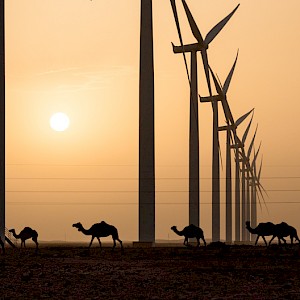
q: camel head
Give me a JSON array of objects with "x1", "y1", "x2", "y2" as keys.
[
  {"x1": 245, "y1": 221, "x2": 250, "y2": 227},
  {"x1": 9, "y1": 229, "x2": 15, "y2": 233},
  {"x1": 72, "y1": 222, "x2": 83, "y2": 232},
  {"x1": 170, "y1": 226, "x2": 177, "y2": 231}
]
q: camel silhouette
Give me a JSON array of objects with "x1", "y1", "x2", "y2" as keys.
[
  {"x1": 9, "y1": 227, "x2": 39, "y2": 251},
  {"x1": 171, "y1": 224, "x2": 206, "y2": 248},
  {"x1": 72, "y1": 221, "x2": 123, "y2": 251},
  {"x1": 245, "y1": 221, "x2": 277, "y2": 246},
  {"x1": 269, "y1": 222, "x2": 300, "y2": 245}
]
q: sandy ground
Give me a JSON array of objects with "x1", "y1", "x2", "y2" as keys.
[{"x1": 0, "y1": 243, "x2": 299, "y2": 299}]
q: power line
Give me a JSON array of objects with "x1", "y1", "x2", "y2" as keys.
[
  {"x1": 5, "y1": 189, "x2": 300, "y2": 193},
  {"x1": 5, "y1": 176, "x2": 300, "y2": 180},
  {"x1": 6, "y1": 201, "x2": 300, "y2": 206}
]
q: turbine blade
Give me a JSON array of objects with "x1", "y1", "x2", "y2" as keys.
[
  {"x1": 256, "y1": 188, "x2": 263, "y2": 212},
  {"x1": 242, "y1": 113, "x2": 254, "y2": 145},
  {"x1": 209, "y1": 66, "x2": 223, "y2": 96},
  {"x1": 223, "y1": 50, "x2": 239, "y2": 95},
  {"x1": 209, "y1": 65, "x2": 235, "y2": 125},
  {"x1": 170, "y1": 0, "x2": 191, "y2": 83},
  {"x1": 258, "y1": 181, "x2": 270, "y2": 214},
  {"x1": 235, "y1": 109, "x2": 254, "y2": 127},
  {"x1": 257, "y1": 155, "x2": 263, "y2": 182},
  {"x1": 201, "y1": 50, "x2": 213, "y2": 97},
  {"x1": 204, "y1": 4, "x2": 240, "y2": 45},
  {"x1": 219, "y1": 140, "x2": 223, "y2": 171},
  {"x1": 247, "y1": 124, "x2": 258, "y2": 158},
  {"x1": 251, "y1": 142, "x2": 261, "y2": 170},
  {"x1": 181, "y1": 0, "x2": 204, "y2": 44}
]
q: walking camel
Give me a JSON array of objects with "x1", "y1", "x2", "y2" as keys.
[
  {"x1": 9, "y1": 227, "x2": 39, "y2": 251},
  {"x1": 269, "y1": 222, "x2": 300, "y2": 245},
  {"x1": 171, "y1": 224, "x2": 206, "y2": 248},
  {"x1": 246, "y1": 221, "x2": 300, "y2": 246},
  {"x1": 245, "y1": 221, "x2": 276, "y2": 246},
  {"x1": 72, "y1": 221, "x2": 123, "y2": 251}
]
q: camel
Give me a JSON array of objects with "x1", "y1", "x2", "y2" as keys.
[
  {"x1": 269, "y1": 222, "x2": 300, "y2": 245},
  {"x1": 171, "y1": 224, "x2": 206, "y2": 248},
  {"x1": 72, "y1": 221, "x2": 123, "y2": 251},
  {"x1": 245, "y1": 221, "x2": 277, "y2": 246},
  {"x1": 9, "y1": 227, "x2": 39, "y2": 251}
]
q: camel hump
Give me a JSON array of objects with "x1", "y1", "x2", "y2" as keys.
[
  {"x1": 280, "y1": 222, "x2": 289, "y2": 226},
  {"x1": 188, "y1": 224, "x2": 203, "y2": 233},
  {"x1": 189, "y1": 224, "x2": 198, "y2": 229},
  {"x1": 22, "y1": 227, "x2": 34, "y2": 234},
  {"x1": 189, "y1": 224, "x2": 202, "y2": 229}
]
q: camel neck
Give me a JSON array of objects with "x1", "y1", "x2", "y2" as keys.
[
  {"x1": 246, "y1": 225, "x2": 256, "y2": 234},
  {"x1": 80, "y1": 227, "x2": 92, "y2": 236},
  {"x1": 174, "y1": 229, "x2": 184, "y2": 236},
  {"x1": 11, "y1": 231, "x2": 20, "y2": 239}
]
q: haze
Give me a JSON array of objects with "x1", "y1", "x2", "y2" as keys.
[{"x1": 5, "y1": 0, "x2": 300, "y2": 242}]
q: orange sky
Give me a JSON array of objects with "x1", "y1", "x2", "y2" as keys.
[{"x1": 5, "y1": 0, "x2": 300, "y2": 242}]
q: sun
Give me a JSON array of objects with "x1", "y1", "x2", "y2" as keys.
[{"x1": 50, "y1": 112, "x2": 70, "y2": 132}]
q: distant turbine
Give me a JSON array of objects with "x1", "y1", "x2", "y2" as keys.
[
  {"x1": 171, "y1": 0, "x2": 240, "y2": 242},
  {"x1": 201, "y1": 51, "x2": 254, "y2": 242},
  {"x1": 238, "y1": 118, "x2": 255, "y2": 241},
  {"x1": 139, "y1": 0, "x2": 155, "y2": 243},
  {"x1": 249, "y1": 146, "x2": 263, "y2": 242},
  {"x1": 230, "y1": 111, "x2": 253, "y2": 242},
  {"x1": 201, "y1": 52, "x2": 252, "y2": 242},
  {"x1": 0, "y1": 1, "x2": 4, "y2": 242},
  {"x1": 245, "y1": 127, "x2": 258, "y2": 241}
]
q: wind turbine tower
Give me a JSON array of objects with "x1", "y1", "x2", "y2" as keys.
[
  {"x1": 0, "y1": 0, "x2": 4, "y2": 243},
  {"x1": 139, "y1": 0, "x2": 155, "y2": 243}
]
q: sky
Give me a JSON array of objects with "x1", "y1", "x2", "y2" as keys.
[{"x1": 5, "y1": 0, "x2": 300, "y2": 242}]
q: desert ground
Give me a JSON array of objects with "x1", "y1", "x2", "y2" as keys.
[{"x1": 0, "y1": 242, "x2": 299, "y2": 299}]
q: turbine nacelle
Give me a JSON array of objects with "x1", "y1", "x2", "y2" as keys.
[{"x1": 172, "y1": 42, "x2": 208, "y2": 53}]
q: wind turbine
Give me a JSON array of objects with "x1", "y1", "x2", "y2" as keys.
[
  {"x1": 250, "y1": 151, "x2": 268, "y2": 243},
  {"x1": 238, "y1": 120, "x2": 257, "y2": 241},
  {"x1": 201, "y1": 52, "x2": 253, "y2": 243},
  {"x1": 250, "y1": 147, "x2": 263, "y2": 241},
  {"x1": 139, "y1": 0, "x2": 155, "y2": 243},
  {"x1": 245, "y1": 128, "x2": 259, "y2": 241},
  {"x1": 0, "y1": 1, "x2": 4, "y2": 243},
  {"x1": 170, "y1": 0, "x2": 240, "y2": 242}
]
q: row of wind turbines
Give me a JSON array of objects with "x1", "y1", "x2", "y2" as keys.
[{"x1": 170, "y1": 0, "x2": 267, "y2": 243}]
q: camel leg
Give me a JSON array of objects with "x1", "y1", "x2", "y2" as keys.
[
  {"x1": 88, "y1": 237, "x2": 95, "y2": 249},
  {"x1": 202, "y1": 238, "x2": 207, "y2": 247},
  {"x1": 262, "y1": 236, "x2": 268, "y2": 247},
  {"x1": 184, "y1": 237, "x2": 189, "y2": 247},
  {"x1": 196, "y1": 238, "x2": 200, "y2": 248},
  {"x1": 112, "y1": 239, "x2": 116, "y2": 251},
  {"x1": 117, "y1": 239, "x2": 123, "y2": 250},
  {"x1": 32, "y1": 237, "x2": 39, "y2": 252},
  {"x1": 255, "y1": 235, "x2": 260, "y2": 246},
  {"x1": 183, "y1": 237, "x2": 187, "y2": 247},
  {"x1": 269, "y1": 235, "x2": 276, "y2": 246},
  {"x1": 96, "y1": 238, "x2": 102, "y2": 250}
]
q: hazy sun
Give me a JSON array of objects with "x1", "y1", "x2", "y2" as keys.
[{"x1": 50, "y1": 112, "x2": 70, "y2": 132}]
